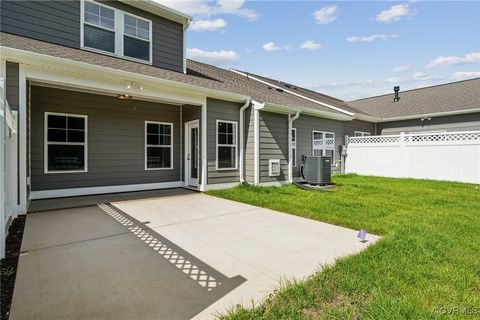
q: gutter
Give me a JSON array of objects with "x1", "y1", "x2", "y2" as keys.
[
  {"x1": 288, "y1": 112, "x2": 300, "y2": 183},
  {"x1": 376, "y1": 108, "x2": 480, "y2": 122},
  {"x1": 239, "y1": 98, "x2": 252, "y2": 184}
]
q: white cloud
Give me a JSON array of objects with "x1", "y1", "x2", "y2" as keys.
[
  {"x1": 313, "y1": 6, "x2": 337, "y2": 24},
  {"x1": 425, "y1": 52, "x2": 480, "y2": 68},
  {"x1": 300, "y1": 40, "x2": 322, "y2": 50},
  {"x1": 262, "y1": 41, "x2": 282, "y2": 52},
  {"x1": 155, "y1": 0, "x2": 257, "y2": 20},
  {"x1": 186, "y1": 48, "x2": 239, "y2": 65},
  {"x1": 346, "y1": 34, "x2": 399, "y2": 43},
  {"x1": 190, "y1": 18, "x2": 227, "y2": 31},
  {"x1": 451, "y1": 71, "x2": 480, "y2": 81},
  {"x1": 392, "y1": 65, "x2": 412, "y2": 72},
  {"x1": 376, "y1": 4, "x2": 410, "y2": 22}
]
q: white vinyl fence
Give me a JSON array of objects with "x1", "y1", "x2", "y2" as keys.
[{"x1": 345, "y1": 131, "x2": 480, "y2": 184}]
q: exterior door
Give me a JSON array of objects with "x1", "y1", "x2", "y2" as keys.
[{"x1": 185, "y1": 120, "x2": 199, "y2": 187}]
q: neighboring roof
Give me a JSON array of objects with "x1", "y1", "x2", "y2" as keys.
[
  {"x1": 0, "y1": 32, "x2": 352, "y2": 119},
  {"x1": 348, "y1": 78, "x2": 480, "y2": 119}
]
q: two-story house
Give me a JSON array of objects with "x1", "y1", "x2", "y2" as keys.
[{"x1": 1, "y1": 0, "x2": 479, "y2": 257}]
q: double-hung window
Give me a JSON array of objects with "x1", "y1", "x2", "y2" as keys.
[
  {"x1": 145, "y1": 122, "x2": 173, "y2": 170},
  {"x1": 45, "y1": 113, "x2": 87, "y2": 173},
  {"x1": 83, "y1": 1, "x2": 115, "y2": 53},
  {"x1": 312, "y1": 131, "x2": 335, "y2": 162},
  {"x1": 123, "y1": 14, "x2": 150, "y2": 61},
  {"x1": 354, "y1": 131, "x2": 371, "y2": 137},
  {"x1": 82, "y1": 0, "x2": 152, "y2": 63},
  {"x1": 291, "y1": 128, "x2": 297, "y2": 167},
  {"x1": 216, "y1": 120, "x2": 237, "y2": 170}
]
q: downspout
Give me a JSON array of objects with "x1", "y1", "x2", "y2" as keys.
[
  {"x1": 239, "y1": 98, "x2": 252, "y2": 184},
  {"x1": 288, "y1": 112, "x2": 300, "y2": 183}
]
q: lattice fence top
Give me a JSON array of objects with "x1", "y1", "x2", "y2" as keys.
[{"x1": 349, "y1": 131, "x2": 480, "y2": 145}]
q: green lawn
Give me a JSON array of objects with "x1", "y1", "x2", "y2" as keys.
[{"x1": 207, "y1": 175, "x2": 480, "y2": 319}]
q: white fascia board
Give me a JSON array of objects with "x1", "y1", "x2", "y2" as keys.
[
  {"x1": 377, "y1": 108, "x2": 480, "y2": 122},
  {"x1": 119, "y1": 0, "x2": 192, "y2": 26},
  {"x1": 264, "y1": 102, "x2": 353, "y2": 121},
  {"x1": 0, "y1": 46, "x2": 248, "y2": 104},
  {"x1": 230, "y1": 69, "x2": 355, "y2": 117}
]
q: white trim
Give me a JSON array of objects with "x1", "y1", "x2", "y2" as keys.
[
  {"x1": 18, "y1": 64, "x2": 27, "y2": 214},
  {"x1": 118, "y1": 0, "x2": 192, "y2": 26},
  {"x1": 253, "y1": 106, "x2": 260, "y2": 185},
  {"x1": 230, "y1": 69, "x2": 355, "y2": 117},
  {"x1": 30, "y1": 181, "x2": 183, "y2": 200},
  {"x1": 215, "y1": 119, "x2": 238, "y2": 171},
  {"x1": 204, "y1": 182, "x2": 241, "y2": 191},
  {"x1": 376, "y1": 108, "x2": 480, "y2": 122},
  {"x1": 0, "y1": 60, "x2": 5, "y2": 259},
  {"x1": 200, "y1": 99, "x2": 207, "y2": 191},
  {"x1": 184, "y1": 119, "x2": 199, "y2": 187},
  {"x1": 257, "y1": 180, "x2": 290, "y2": 187},
  {"x1": 44, "y1": 112, "x2": 88, "y2": 174},
  {"x1": 0, "y1": 47, "x2": 249, "y2": 105},
  {"x1": 144, "y1": 121, "x2": 174, "y2": 170},
  {"x1": 288, "y1": 111, "x2": 299, "y2": 183},
  {"x1": 81, "y1": 0, "x2": 153, "y2": 65}
]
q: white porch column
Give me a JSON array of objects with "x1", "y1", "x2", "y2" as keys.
[
  {"x1": 0, "y1": 60, "x2": 6, "y2": 259},
  {"x1": 200, "y1": 98, "x2": 207, "y2": 191},
  {"x1": 18, "y1": 64, "x2": 27, "y2": 214}
]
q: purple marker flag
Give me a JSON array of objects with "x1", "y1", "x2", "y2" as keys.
[{"x1": 357, "y1": 229, "x2": 367, "y2": 241}]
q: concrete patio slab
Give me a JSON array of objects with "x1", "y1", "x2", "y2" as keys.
[{"x1": 11, "y1": 189, "x2": 379, "y2": 320}]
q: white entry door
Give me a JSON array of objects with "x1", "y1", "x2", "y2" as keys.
[{"x1": 185, "y1": 120, "x2": 199, "y2": 187}]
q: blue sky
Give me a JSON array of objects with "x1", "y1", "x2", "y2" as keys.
[{"x1": 158, "y1": 1, "x2": 480, "y2": 100}]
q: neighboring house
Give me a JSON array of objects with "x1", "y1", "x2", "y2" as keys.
[
  {"x1": 0, "y1": 0, "x2": 478, "y2": 250},
  {"x1": 348, "y1": 79, "x2": 480, "y2": 135}
]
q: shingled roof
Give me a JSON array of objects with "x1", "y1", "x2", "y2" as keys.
[
  {"x1": 0, "y1": 32, "x2": 354, "y2": 118},
  {"x1": 348, "y1": 78, "x2": 480, "y2": 119}
]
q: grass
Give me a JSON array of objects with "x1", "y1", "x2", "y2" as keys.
[{"x1": 207, "y1": 175, "x2": 480, "y2": 319}]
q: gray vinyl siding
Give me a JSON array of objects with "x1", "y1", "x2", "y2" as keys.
[
  {"x1": 0, "y1": 1, "x2": 81, "y2": 49},
  {"x1": 259, "y1": 111, "x2": 288, "y2": 183},
  {"x1": 181, "y1": 105, "x2": 201, "y2": 183},
  {"x1": 30, "y1": 86, "x2": 181, "y2": 191},
  {"x1": 206, "y1": 98, "x2": 241, "y2": 185},
  {"x1": 377, "y1": 113, "x2": 480, "y2": 134},
  {"x1": 292, "y1": 115, "x2": 350, "y2": 177},
  {"x1": 244, "y1": 107, "x2": 255, "y2": 184},
  {"x1": 6, "y1": 62, "x2": 19, "y2": 111},
  {"x1": 344, "y1": 120, "x2": 376, "y2": 137},
  {"x1": 0, "y1": 0, "x2": 184, "y2": 72}
]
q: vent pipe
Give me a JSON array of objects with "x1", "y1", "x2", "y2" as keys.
[{"x1": 393, "y1": 86, "x2": 400, "y2": 102}]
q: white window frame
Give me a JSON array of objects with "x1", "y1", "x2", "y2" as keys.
[
  {"x1": 44, "y1": 112, "x2": 88, "y2": 174},
  {"x1": 312, "y1": 130, "x2": 335, "y2": 162},
  {"x1": 291, "y1": 128, "x2": 297, "y2": 167},
  {"x1": 145, "y1": 121, "x2": 173, "y2": 171},
  {"x1": 80, "y1": 0, "x2": 153, "y2": 65},
  {"x1": 216, "y1": 120, "x2": 238, "y2": 171},
  {"x1": 354, "y1": 131, "x2": 371, "y2": 137}
]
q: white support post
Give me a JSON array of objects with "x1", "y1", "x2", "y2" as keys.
[
  {"x1": 199, "y1": 98, "x2": 207, "y2": 191},
  {"x1": 18, "y1": 64, "x2": 27, "y2": 214},
  {"x1": 0, "y1": 60, "x2": 6, "y2": 259},
  {"x1": 288, "y1": 112, "x2": 300, "y2": 183},
  {"x1": 252, "y1": 100, "x2": 264, "y2": 185}
]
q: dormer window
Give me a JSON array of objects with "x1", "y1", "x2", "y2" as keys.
[{"x1": 81, "y1": 0, "x2": 152, "y2": 64}]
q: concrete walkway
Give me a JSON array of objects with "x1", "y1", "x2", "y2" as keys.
[{"x1": 11, "y1": 189, "x2": 379, "y2": 320}]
